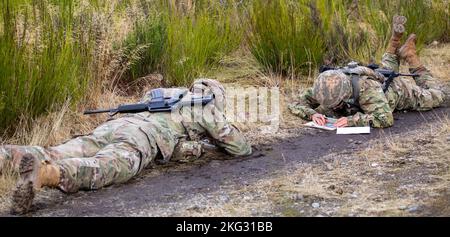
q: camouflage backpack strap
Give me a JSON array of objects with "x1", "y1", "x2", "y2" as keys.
[{"x1": 350, "y1": 74, "x2": 360, "y2": 108}]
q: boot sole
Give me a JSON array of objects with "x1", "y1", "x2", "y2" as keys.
[
  {"x1": 393, "y1": 24, "x2": 405, "y2": 34},
  {"x1": 393, "y1": 15, "x2": 407, "y2": 25},
  {"x1": 11, "y1": 154, "x2": 37, "y2": 215}
]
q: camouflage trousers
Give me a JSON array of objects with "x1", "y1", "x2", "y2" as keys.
[
  {"x1": 381, "y1": 53, "x2": 444, "y2": 111},
  {"x1": 0, "y1": 118, "x2": 159, "y2": 193}
]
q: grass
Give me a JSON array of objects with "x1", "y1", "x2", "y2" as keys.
[
  {"x1": 1, "y1": 0, "x2": 448, "y2": 131},
  {"x1": 246, "y1": 0, "x2": 450, "y2": 73},
  {"x1": 0, "y1": 88, "x2": 138, "y2": 212},
  {"x1": 117, "y1": 1, "x2": 243, "y2": 86},
  {"x1": 0, "y1": 40, "x2": 449, "y2": 215},
  {"x1": 164, "y1": 7, "x2": 242, "y2": 85},
  {"x1": 420, "y1": 44, "x2": 450, "y2": 82},
  {"x1": 0, "y1": 162, "x2": 17, "y2": 211},
  {"x1": 116, "y1": 9, "x2": 166, "y2": 83},
  {"x1": 0, "y1": 0, "x2": 449, "y2": 214},
  {"x1": 246, "y1": 0, "x2": 326, "y2": 76},
  {"x1": 350, "y1": 0, "x2": 450, "y2": 61},
  {"x1": 185, "y1": 118, "x2": 450, "y2": 217},
  {"x1": 0, "y1": 0, "x2": 94, "y2": 131}
]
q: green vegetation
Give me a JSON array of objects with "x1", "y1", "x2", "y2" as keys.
[
  {"x1": 247, "y1": 0, "x2": 450, "y2": 73},
  {"x1": 0, "y1": 0, "x2": 94, "y2": 130},
  {"x1": 163, "y1": 7, "x2": 242, "y2": 85},
  {"x1": 119, "y1": 1, "x2": 242, "y2": 85},
  {"x1": 119, "y1": 11, "x2": 167, "y2": 82},
  {"x1": 0, "y1": 0, "x2": 449, "y2": 131},
  {"x1": 246, "y1": 0, "x2": 326, "y2": 75}
]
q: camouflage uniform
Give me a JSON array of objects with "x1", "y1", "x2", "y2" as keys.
[
  {"x1": 0, "y1": 81, "x2": 252, "y2": 193},
  {"x1": 289, "y1": 53, "x2": 444, "y2": 128}
]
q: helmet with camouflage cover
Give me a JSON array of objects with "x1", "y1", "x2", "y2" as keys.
[
  {"x1": 140, "y1": 87, "x2": 188, "y2": 103},
  {"x1": 313, "y1": 70, "x2": 352, "y2": 109},
  {"x1": 190, "y1": 79, "x2": 226, "y2": 112},
  {"x1": 161, "y1": 88, "x2": 189, "y2": 100}
]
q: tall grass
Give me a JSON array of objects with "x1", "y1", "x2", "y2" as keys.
[
  {"x1": 119, "y1": 1, "x2": 242, "y2": 86},
  {"x1": 353, "y1": 0, "x2": 450, "y2": 61},
  {"x1": 0, "y1": 0, "x2": 94, "y2": 131},
  {"x1": 164, "y1": 7, "x2": 242, "y2": 85},
  {"x1": 429, "y1": 0, "x2": 450, "y2": 43},
  {"x1": 246, "y1": 0, "x2": 450, "y2": 74},
  {"x1": 0, "y1": 0, "x2": 448, "y2": 133},
  {"x1": 118, "y1": 11, "x2": 166, "y2": 82},
  {"x1": 246, "y1": 0, "x2": 326, "y2": 75}
]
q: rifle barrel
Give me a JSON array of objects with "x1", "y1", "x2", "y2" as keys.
[
  {"x1": 83, "y1": 109, "x2": 112, "y2": 115},
  {"x1": 398, "y1": 73, "x2": 419, "y2": 77}
]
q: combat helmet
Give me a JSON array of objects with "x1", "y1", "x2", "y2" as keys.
[{"x1": 313, "y1": 70, "x2": 353, "y2": 109}]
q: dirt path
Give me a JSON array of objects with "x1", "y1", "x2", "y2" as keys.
[{"x1": 2, "y1": 107, "x2": 449, "y2": 216}]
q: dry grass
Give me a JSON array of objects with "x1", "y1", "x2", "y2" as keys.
[
  {"x1": 0, "y1": 0, "x2": 148, "y2": 149},
  {"x1": 1, "y1": 89, "x2": 137, "y2": 146},
  {"x1": 420, "y1": 43, "x2": 450, "y2": 82},
  {"x1": 169, "y1": 42, "x2": 450, "y2": 216},
  {"x1": 0, "y1": 88, "x2": 138, "y2": 209},
  {"x1": 0, "y1": 163, "x2": 18, "y2": 210},
  {"x1": 182, "y1": 117, "x2": 449, "y2": 217},
  {"x1": 336, "y1": 119, "x2": 450, "y2": 216},
  {"x1": 0, "y1": 41, "x2": 448, "y2": 214},
  {"x1": 210, "y1": 49, "x2": 316, "y2": 145},
  {"x1": 0, "y1": 0, "x2": 149, "y2": 210}
]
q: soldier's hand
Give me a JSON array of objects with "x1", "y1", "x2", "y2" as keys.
[
  {"x1": 312, "y1": 114, "x2": 327, "y2": 126},
  {"x1": 334, "y1": 117, "x2": 349, "y2": 128}
]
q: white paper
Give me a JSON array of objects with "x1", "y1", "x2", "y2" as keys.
[
  {"x1": 304, "y1": 122, "x2": 336, "y2": 131},
  {"x1": 336, "y1": 127, "x2": 371, "y2": 134}
]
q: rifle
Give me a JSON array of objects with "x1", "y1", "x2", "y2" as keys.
[
  {"x1": 373, "y1": 68, "x2": 419, "y2": 93},
  {"x1": 84, "y1": 88, "x2": 214, "y2": 116},
  {"x1": 320, "y1": 63, "x2": 420, "y2": 93}
]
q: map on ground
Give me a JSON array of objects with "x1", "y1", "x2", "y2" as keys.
[{"x1": 304, "y1": 117, "x2": 371, "y2": 134}]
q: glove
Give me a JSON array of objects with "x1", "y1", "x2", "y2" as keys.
[{"x1": 172, "y1": 140, "x2": 204, "y2": 163}]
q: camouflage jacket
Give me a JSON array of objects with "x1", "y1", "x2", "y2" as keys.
[{"x1": 119, "y1": 89, "x2": 252, "y2": 163}]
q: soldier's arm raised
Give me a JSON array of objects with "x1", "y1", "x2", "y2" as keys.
[
  {"x1": 346, "y1": 84, "x2": 394, "y2": 128},
  {"x1": 288, "y1": 87, "x2": 321, "y2": 121}
]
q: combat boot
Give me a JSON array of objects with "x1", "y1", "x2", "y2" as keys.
[
  {"x1": 399, "y1": 34, "x2": 427, "y2": 73},
  {"x1": 0, "y1": 145, "x2": 45, "y2": 173},
  {"x1": 386, "y1": 15, "x2": 407, "y2": 54},
  {"x1": 11, "y1": 154, "x2": 60, "y2": 215}
]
